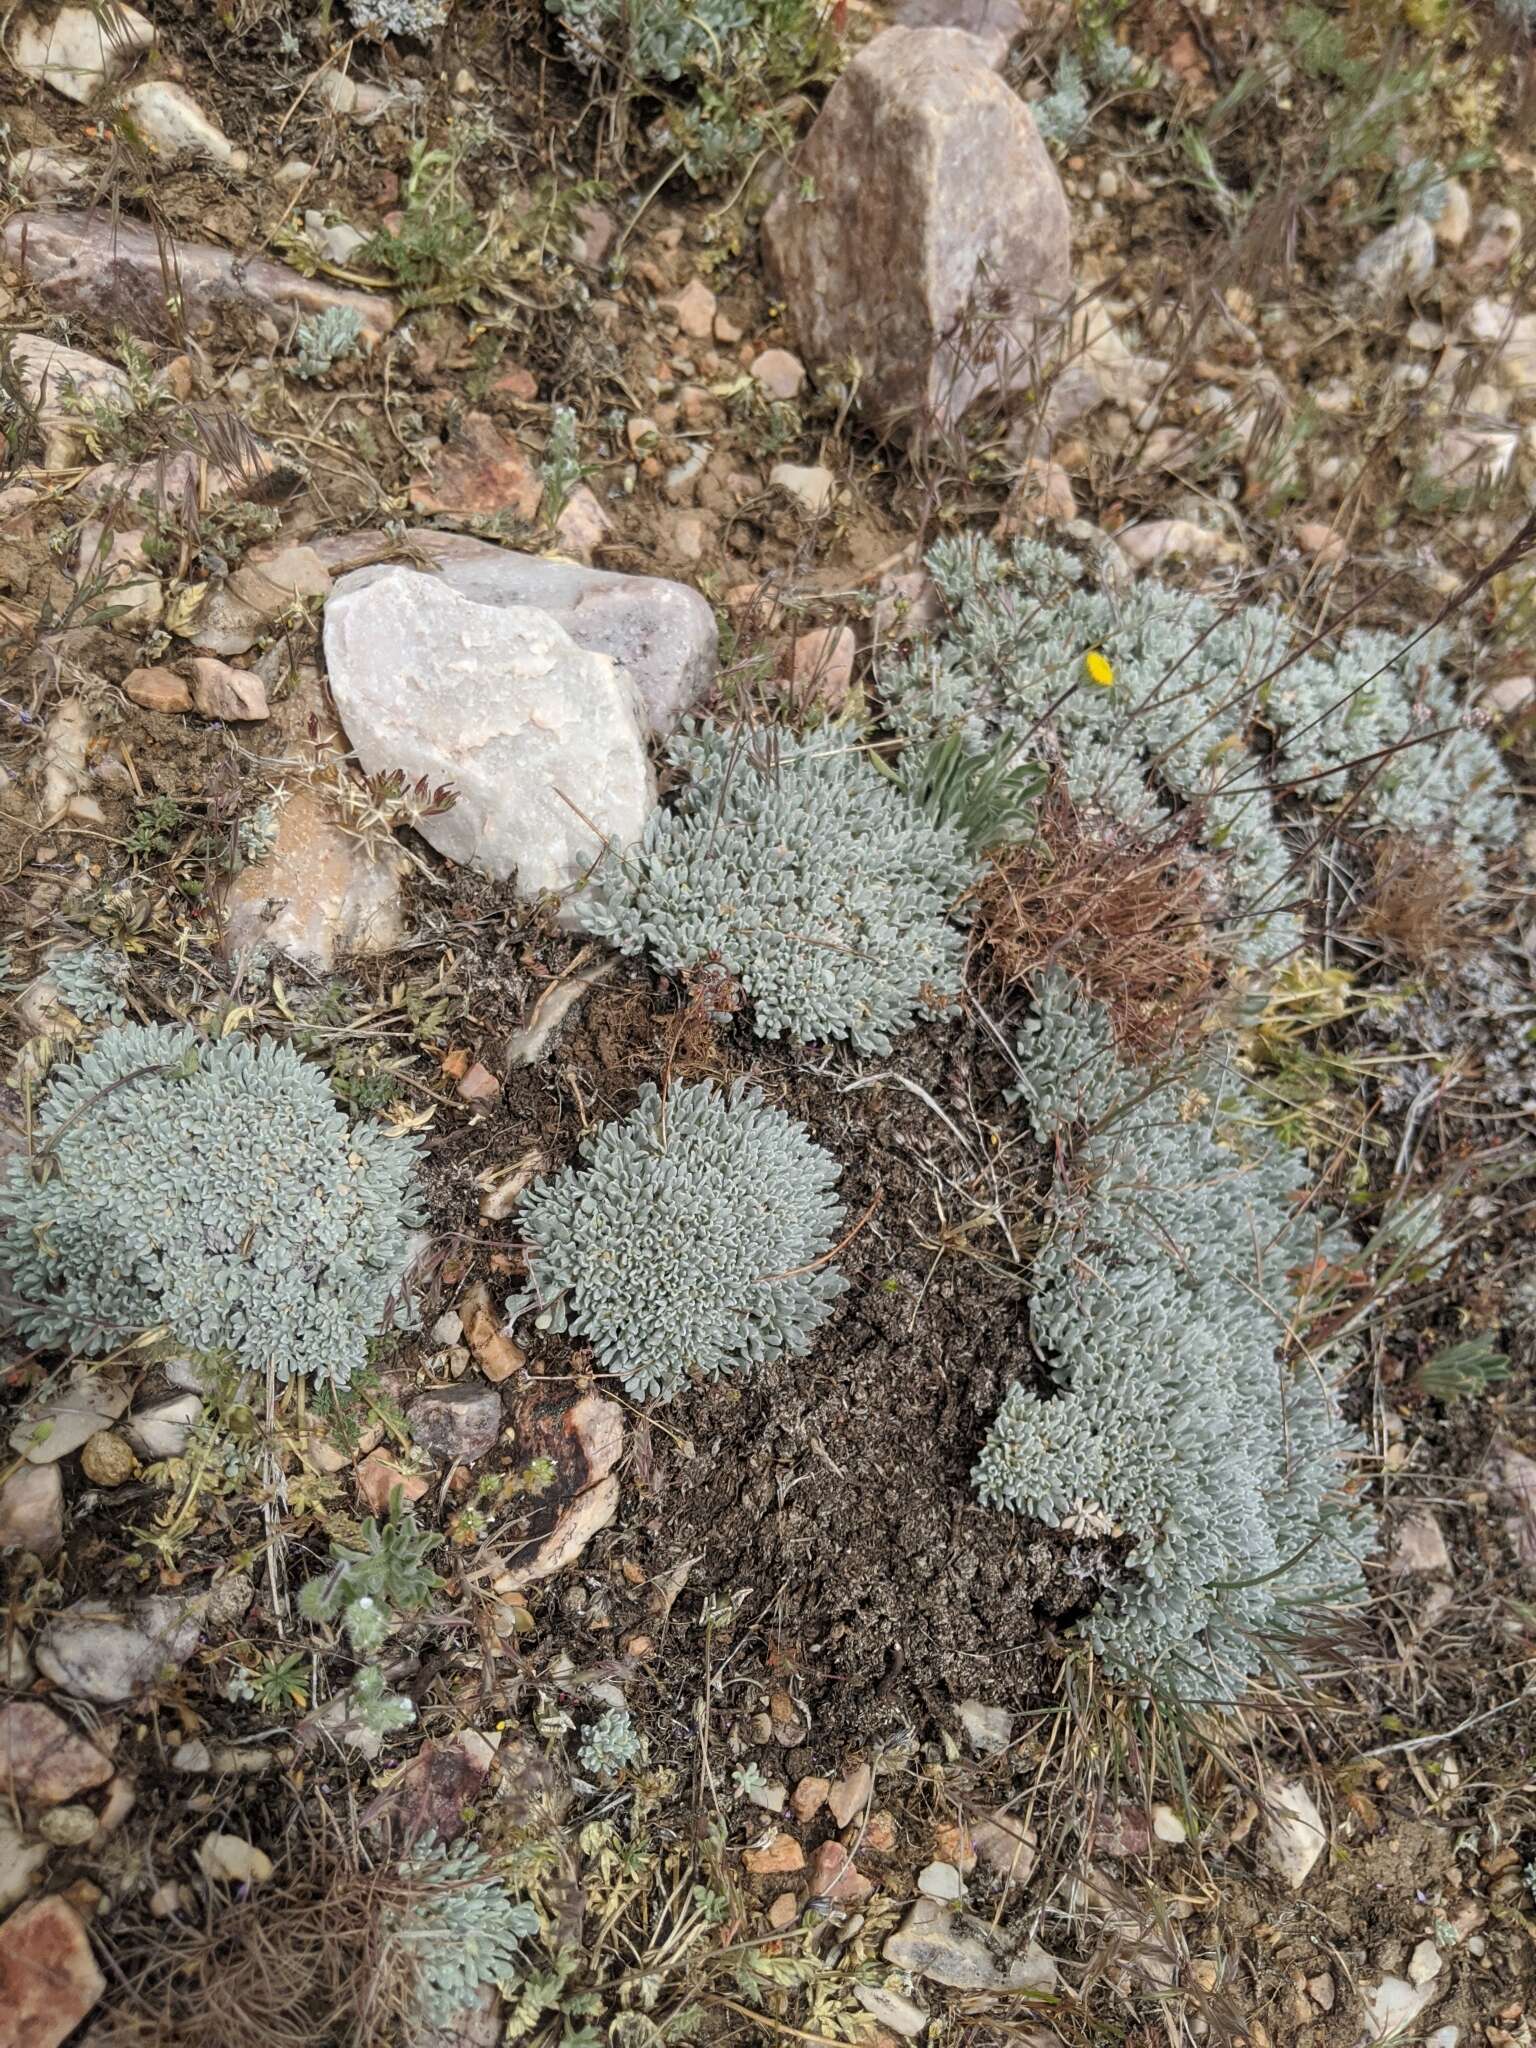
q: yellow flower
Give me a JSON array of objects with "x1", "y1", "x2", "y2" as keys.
[{"x1": 1084, "y1": 649, "x2": 1115, "y2": 688}]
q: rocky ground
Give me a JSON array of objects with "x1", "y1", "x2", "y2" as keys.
[{"x1": 2, "y1": 1, "x2": 1536, "y2": 2045}]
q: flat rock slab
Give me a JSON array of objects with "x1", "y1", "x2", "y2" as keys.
[
  {"x1": 0, "y1": 1703, "x2": 112, "y2": 1809},
  {"x1": 762, "y1": 27, "x2": 1070, "y2": 433},
  {"x1": 0, "y1": 1463, "x2": 63, "y2": 1559},
  {"x1": 883, "y1": 1895, "x2": 1058, "y2": 1992},
  {"x1": 8, "y1": 4, "x2": 154, "y2": 103},
  {"x1": 323, "y1": 568, "x2": 655, "y2": 903},
  {"x1": 9, "y1": 333, "x2": 133, "y2": 436},
  {"x1": 323, "y1": 531, "x2": 716, "y2": 736},
  {"x1": 221, "y1": 785, "x2": 406, "y2": 970},
  {"x1": 35, "y1": 1596, "x2": 201, "y2": 1704},
  {"x1": 0, "y1": 1894, "x2": 106, "y2": 2048},
  {"x1": 2, "y1": 210, "x2": 396, "y2": 345}
]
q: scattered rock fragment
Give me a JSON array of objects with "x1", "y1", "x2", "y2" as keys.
[
  {"x1": 220, "y1": 786, "x2": 407, "y2": 971},
  {"x1": 185, "y1": 659, "x2": 269, "y2": 722},
  {"x1": 1422, "y1": 422, "x2": 1518, "y2": 490},
  {"x1": 1458, "y1": 296, "x2": 1531, "y2": 391},
  {"x1": 1296, "y1": 521, "x2": 1346, "y2": 566},
  {"x1": 996, "y1": 455, "x2": 1076, "y2": 530},
  {"x1": 35, "y1": 1597, "x2": 201, "y2": 1705},
  {"x1": 123, "y1": 666, "x2": 192, "y2": 714},
  {"x1": 196, "y1": 1833, "x2": 273, "y2": 1886},
  {"x1": 957, "y1": 1698, "x2": 1013, "y2": 1756},
  {"x1": 117, "y1": 81, "x2": 248, "y2": 171},
  {"x1": 1494, "y1": 1440, "x2": 1536, "y2": 1567},
  {"x1": 668, "y1": 279, "x2": 716, "y2": 338},
  {"x1": 0, "y1": 1464, "x2": 64, "y2": 1559},
  {"x1": 0, "y1": 1704, "x2": 112, "y2": 1809},
  {"x1": 356, "y1": 1453, "x2": 430, "y2": 1516},
  {"x1": 1484, "y1": 675, "x2": 1534, "y2": 717},
  {"x1": 0, "y1": 1894, "x2": 106, "y2": 2047},
  {"x1": 1434, "y1": 179, "x2": 1471, "y2": 250},
  {"x1": 1259, "y1": 1779, "x2": 1327, "y2": 1890},
  {"x1": 807, "y1": 1839, "x2": 873, "y2": 1904},
  {"x1": 1150, "y1": 1803, "x2": 1187, "y2": 1845},
  {"x1": 570, "y1": 202, "x2": 615, "y2": 269},
  {"x1": 790, "y1": 1776, "x2": 830, "y2": 1823},
  {"x1": 456, "y1": 1062, "x2": 502, "y2": 1107},
  {"x1": 40, "y1": 697, "x2": 92, "y2": 821},
  {"x1": 7, "y1": 335, "x2": 136, "y2": 467},
  {"x1": 408, "y1": 413, "x2": 540, "y2": 521},
  {"x1": 10, "y1": 1370, "x2": 128, "y2": 1466},
  {"x1": 853, "y1": 1983, "x2": 929, "y2": 2039},
  {"x1": 36, "y1": 1805, "x2": 95, "y2": 1848},
  {"x1": 827, "y1": 1761, "x2": 873, "y2": 1828},
  {"x1": 1389, "y1": 1509, "x2": 1452, "y2": 1575},
  {"x1": 553, "y1": 485, "x2": 613, "y2": 561},
  {"x1": 1354, "y1": 215, "x2": 1436, "y2": 297},
  {"x1": 1115, "y1": 519, "x2": 1241, "y2": 570},
  {"x1": 970, "y1": 1810, "x2": 1037, "y2": 1881},
  {"x1": 763, "y1": 28, "x2": 1070, "y2": 432},
  {"x1": 751, "y1": 347, "x2": 806, "y2": 400},
  {"x1": 189, "y1": 542, "x2": 334, "y2": 657},
  {"x1": 771, "y1": 461, "x2": 838, "y2": 516},
  {"x1": 8, "y1": 5, "x2": 154, "y2": 102},
  {"x1": 124, "y1": 1396, "x2": 202, "y2": 1461},
  {"x1": 0, "y1": 1812, "x2": 50, "y2": 1914},
  {"x1": 2, "y1": 211, "x2": 396, "y2": 346},
  {"x1": 6, "y1": 147, "x2": 92, "y2": 201},
  {"x1": 787, "y1": 625, "x2": 856, "y2": 710},
  {"x1": 743, "y1": 1832, "x2": 805, "y2": 1876},
  {"x1": 1465, "y1": 203, "x2": 1522, "y2": 273},
  {"x1": 323, "y1": 569, "x2": 654, "y2": 902},
  {"x1": 1407, "y1": 1938, "x2": 1442, "y2": 1987},
  {"x1": 1361, "y1": 1971, "x2": 1443, "y2": 2042},
  {"x1": 766, "y1": 1891, "x2": 799, "y2": 1931},
  {"x1": 73, "y1": 522, "x2": 162, "y2": 630},
  {"x1": 408, "y1": 1385, "x2": 503, "y2": 1465},
  {"x1": 917, "y1": 1860, "x2": 964, "y2": 1900},
  {"x1": 78, "y1": 1434, "x2": 135, "y2": 1489},
  {"x1": 884, "y1": 1896, "x2": 1057, "y2": 1992}
]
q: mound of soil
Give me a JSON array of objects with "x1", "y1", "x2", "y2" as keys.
[{"x1": 428, "y1": 957, "x2": 1121, "y2": 1758}]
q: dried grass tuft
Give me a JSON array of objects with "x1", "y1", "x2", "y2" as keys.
[
  {"x1": 968, "y1": 783, "x2": 1218, "y2": 1057},
  {"x1": 1351, "y1": 832, "x2": 1475, "y2": 970},
  {"x1": 95, "y1": 1814, "x2": 483, "y2": 2048}
]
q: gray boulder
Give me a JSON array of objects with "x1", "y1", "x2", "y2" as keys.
[
  {"x1": 762, "y1": 28, "x2": 1071, "y2": 433},
  {"x1": 36, "y1": 1596, "x2": 201, "y2": 1704},
  {"x1": 323, "y1": 532, "x2": 715, "y2": 736},
  {"x1": 323, "y1": 568, "x2": 655, "y2": 907}
]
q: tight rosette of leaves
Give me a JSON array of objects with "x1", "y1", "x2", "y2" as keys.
[
  {"x1": 0, "y1": 1024, "x2": 421, "y2": 1386},
  {"x1": 581, "y1": 729, "x2": 978, "y2": 1055},
  {"x1": 975, "y1": 972, "x2": 1373, "y2": 1698},
  {"x1": 513, "y1": 1079, "x2": 845, "y2": 1402}
]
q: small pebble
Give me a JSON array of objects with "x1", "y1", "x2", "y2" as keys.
[
  {"x1": 751, "y1": 348, "x2": 806, "y2": 401},
  {"x1": 917, "y1": 1860, "x2": 963, "y2": 1901},
  {"x1": 1151, "y1": 1803, "x2": 1187, "y2": 1845}
]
